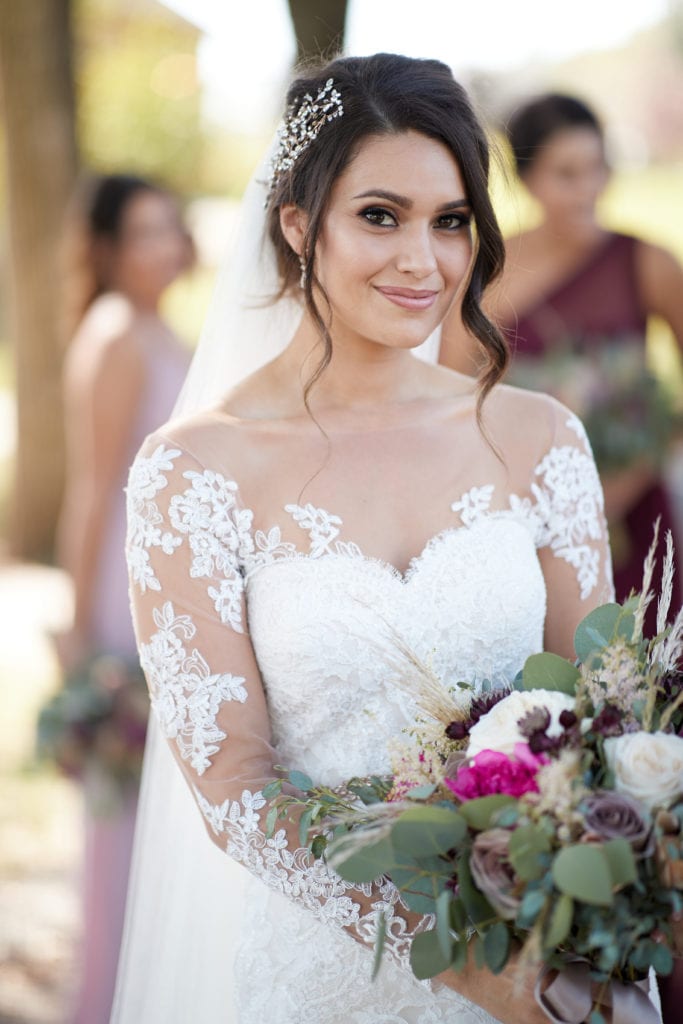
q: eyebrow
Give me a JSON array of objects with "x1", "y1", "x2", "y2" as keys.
[{"x1": 352, "y1": 189, "x2": 470, "y2": 212}]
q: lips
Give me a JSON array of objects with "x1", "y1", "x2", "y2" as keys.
[{"x1": 375, "y1": 286, "x2": 439, "y2": 311}]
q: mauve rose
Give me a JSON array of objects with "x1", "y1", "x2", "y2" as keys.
[
  {"x1": 470, "y1": 828, "x2": 519, "y2": 920},
  {"x1": 582, "y1": 790, "x2": 654, "y2": 857}
]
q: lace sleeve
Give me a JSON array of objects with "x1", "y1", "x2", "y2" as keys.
[
  {"x1": 125, "y1": 433, "x2": 425, "y2": 970},
  {"x1": 528, "y1": 408, "x2": 615, "y2": 659}
]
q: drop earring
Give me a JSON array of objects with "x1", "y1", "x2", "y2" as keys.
[{"x1": 299, "y1": 254, "x2": 307, "y2": 290}]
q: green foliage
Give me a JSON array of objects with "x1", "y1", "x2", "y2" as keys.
[
  {"x1": 457, "y1": 795, "x2": 516, "y2": 831},
  {"x1": 574, "y1": 604, "x2": 635, "y2": 663},
  {"x1": 522, "y1": 652, "x2": 581, "y2": 695},
  {"x1": 410, "y1": 928, "x2": 452, "y2": 980},
  {"x1": 544, "y1": 894, "x2": 574, "y2": 950},
  {"x1": 508, "y1": 823, "x2": 551, "y2": 881},
  {"x1": 483, "y1": 921, "x2": 510, "y2": 974},
  {"x1": 391, "y1": 806, "x2": 466, "y2": 857},
  {"x1": 552, "y1": 845, "x2": 614, "y2": 907}
]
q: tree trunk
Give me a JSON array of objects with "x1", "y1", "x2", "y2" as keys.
[
  {"x1": 287, "y1": 0, "x2": 348, "y2": 65},
  {"x1": 0, "y1": 0, "x2": 78, "y2": 560}
]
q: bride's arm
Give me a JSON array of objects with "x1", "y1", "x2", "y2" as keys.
[
  {"x1": 125, "y1": 432, "x2": 557, "y2": 1021},
  {"x1": 126, "y1": 433, "x2": 431, "y2": 966}
]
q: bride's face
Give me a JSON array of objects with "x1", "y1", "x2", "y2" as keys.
[{"x1": 296, "y1": 130, "x2": 473, "y2": 352}]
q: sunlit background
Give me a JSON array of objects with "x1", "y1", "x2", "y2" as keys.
[{"x1": 0, "y1": 1, "x2": 682, "y2": 1020}]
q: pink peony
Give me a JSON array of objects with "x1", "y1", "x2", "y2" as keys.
[{"x1": 445, "y1": 743, "x2": 548, "y2": 800}]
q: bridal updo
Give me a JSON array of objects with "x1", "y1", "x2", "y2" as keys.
[{"x1": 266, "y1": 52, "x2": 507, "y2": 406}]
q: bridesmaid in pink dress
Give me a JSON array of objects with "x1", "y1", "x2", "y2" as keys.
[
  {"x1": 55, "y1": 174, "x2": 192, "y2": 1024},
  {"x1": 440, "y1": 94, "x2": 683, "y2": 1019}
]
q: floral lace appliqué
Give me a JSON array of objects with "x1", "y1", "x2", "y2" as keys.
[
  {"x1": 531, "y1": 443, "x2": 604, "y2": 599},
  {"x1": 192, "y1": 786, "x2": 425, "y2": 970},
  {"x1": 169, "y1": 469, "x2": 254, "y2": 632},
  {"x1": 140, "y1": 601, "x2": 247, "y2": 774},
  {"x1": 451, "y1": 485, "x2": 495, "y2": 526},
  {"x1": 126, "y1": 444, "x2": 183, "y2": 593},
  {"x1": 285, "y1": 503, "x2": 343, "y2": 557}
]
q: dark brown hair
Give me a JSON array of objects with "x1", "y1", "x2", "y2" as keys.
[
  {"x1": 61, "y1": 173, "x2": 163, "y2": 342},
  {"x1": 266, "y1": 53, "x2": 508, "y2": 414},
  {"x1": 507, "y1": 93, "x2": 603, "y2": 177}
]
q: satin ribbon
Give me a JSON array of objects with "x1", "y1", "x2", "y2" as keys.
[{"x1": 534, "y1": 959, "x2": 660, "y2": 1024}]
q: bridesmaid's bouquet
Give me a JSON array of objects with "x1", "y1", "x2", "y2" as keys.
[
  {"x1": 37, "y1": 653, "x2": 148, "y2": 811},
  {"x1": 268, "y1": 533, "x2": 683, "y2": 1022},
  {"x1": 509, "y1": 336, "x2": 683, "y2": 474}
]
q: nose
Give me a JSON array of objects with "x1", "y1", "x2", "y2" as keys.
[{"x1": 394, "y1": 223, "x2": 438, "y2": 279}]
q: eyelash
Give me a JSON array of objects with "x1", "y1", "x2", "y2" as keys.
[{"x1": 359, "y1": 206, "x2": 471, "y2": 230}]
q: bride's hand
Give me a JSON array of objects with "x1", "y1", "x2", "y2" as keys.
[{"x1": 435, "y1": 946, "x2": 551, "y2": 1024}]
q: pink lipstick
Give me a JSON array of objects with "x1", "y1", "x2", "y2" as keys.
[{"x1": 376, "y1": 286, "x2": 439, "y2": 311}]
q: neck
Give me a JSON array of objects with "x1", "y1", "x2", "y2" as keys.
[{"x1": 278, "y1": 313, "x2": 429, "y2": 414}]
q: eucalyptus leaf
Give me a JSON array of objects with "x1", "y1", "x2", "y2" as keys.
[
  {"x1": 508, "y1": 823, "x2": 551, "y2": 881},
  {"x1": 483, "y1": 921, "x2": 510, "y2": 974},
  {"x1": 517, "y1": 887, "x2": 547, "y2": 928},
  {"x1": 602, "y1": 838, "x2": 637, "y2": 889},
  {"x1": 405, "y1": 784, "x2": 437, "y2": 801},
  {"x1": 450, "y1": 897, "x2": 467, "y2": 936},
  {"x1": 543, "y1": 893, "x2": 573, "y2": 950},
  {"x1": 522, "y1": 652, "x2": 580, "y2": 695},
  {"x1": 371, "y1": 910, "x2": 387, "y2": 980},
  {"x1": 410, "y1": 928, "x2": 451, "y2": 980},
  {"x1": 265, "y1": 805, "x2": 278, "y2": 839},
  {"x1": 457, "y1": 795, "x2": 516, "y2": 831},
  {"x1": 310, "y1": 834, "x2": 327, "y2": 859},
  {"x1": 450, "y1": 936, "x2": 468, "y2": 972},
  {"x1": 261, "y1": 780, "x2": 282, "y2": 800},
  {"x1": 392, "y1": 806, "x2": 466, "y2": 857},
  {"x1": 457, "y1": 854, "x2": 495, "y2": 927},
  {"x1": 333, "y1": 835, "x2": 395, "y2": 884},
  {"x1": 298, "y1": 807, "x2": 313, "y2": 848},
  {"x1": 436, "y1": 890, "x2": 454, "y2": 961},
  {"x1": 390, "y1": 862, "x2": 446, "y2": 915},
  {"x1": 652, "y1": 943, "x2": 673, "y2": 976},
  {"x1": 288, "y1": 769, "x2": 313, "y2": 792},
  {"x1": 574, "y1": 604, "x2": 634, "y2": 662},
  {"x1": 551, "y1": 845, "x2": 613, "y2": 907}
]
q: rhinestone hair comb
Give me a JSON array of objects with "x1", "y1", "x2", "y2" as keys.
[{"x1": 265, "y1": 78, "x2": 344, "y2": 205}]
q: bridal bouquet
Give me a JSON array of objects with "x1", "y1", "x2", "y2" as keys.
[{"x1": 267, "y1": 534, "x2": 683, "y2": 1022}]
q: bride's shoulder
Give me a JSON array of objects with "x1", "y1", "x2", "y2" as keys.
[
  {"x1": 483, "y1": 382, "x2": 589, "y2": 459},
  {"x1": 133, "y1": 402, "x2": 258, "y2": 480}
]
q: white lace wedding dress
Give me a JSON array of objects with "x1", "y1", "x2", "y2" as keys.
[{"x1": 124, "y1": 386, "x2": 613, "y2": 1024}]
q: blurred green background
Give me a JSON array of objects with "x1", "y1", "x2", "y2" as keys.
[{"x1": 0, "y1": 1, "x2": 682, "y2": 1021}]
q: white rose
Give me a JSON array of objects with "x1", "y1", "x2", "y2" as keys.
[
  {"x1": 467, "y1": 689, "x2": 576, "y2": 758},
  {"x1": 604, "y1": 731, "x2": 683, "y2": 811}
]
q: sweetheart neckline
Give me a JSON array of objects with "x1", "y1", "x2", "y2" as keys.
[{"x1": 247, "y1": 512, "x2": 534, "y2": 587}]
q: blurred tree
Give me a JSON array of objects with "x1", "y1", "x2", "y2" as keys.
[
  {"x1": 0, "y1": 0, "x2": 78, "y2": 560},
  {"x1": 76, "y1": 0, "x2": 203, "y2": 195},
  {"x1": 287, "y1": 0, "x2": 348, "y2": 64}
]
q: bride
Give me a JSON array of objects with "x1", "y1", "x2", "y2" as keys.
[{"x1": 115, "y1": 54, "x2": 614, "y2": 1023}]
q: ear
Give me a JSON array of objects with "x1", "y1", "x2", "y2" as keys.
[{"x1": 279, "y1": 204, "x2": 309, "y2": 258}]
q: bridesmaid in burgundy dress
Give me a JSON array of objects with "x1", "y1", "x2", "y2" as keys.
[
  {"x1": 441, "y1": 93, "x2": 683, "y2": 631},
  {"x1": 440, "y1": 93, "x2": 683, "y2": 1021}
]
